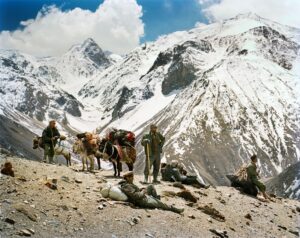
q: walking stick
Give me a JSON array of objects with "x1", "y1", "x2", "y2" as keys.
[{"x1": 146, "y1": 143, "x2": 151, "y2": 183}]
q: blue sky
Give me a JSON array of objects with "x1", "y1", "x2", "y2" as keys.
[{"x1": 0, "y1": 0, "x2": 208, "y2": 43}]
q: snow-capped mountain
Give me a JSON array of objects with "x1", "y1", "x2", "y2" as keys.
[
  {"x1": 266, "y1": 161, "x2": 300, "y2": 200},
  {"x1": 0, "y1": 13, "x2": 299, "y2": 187}
]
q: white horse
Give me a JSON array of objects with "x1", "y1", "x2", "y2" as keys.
[{"x1": 33, "y1": 136, "x2": 71, "y2": 166}]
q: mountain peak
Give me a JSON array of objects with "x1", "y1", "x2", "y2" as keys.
[
  {"x1": 81, "y1": 37, "x2": 99, "y2": 50},
  {"x1": 65, "y1": 38, "x2": 110, "y2": 68}
]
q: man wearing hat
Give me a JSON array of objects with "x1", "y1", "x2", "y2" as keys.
[
  {"x1": 42, "y1": 120, "x2": 60, "y2": 164},
  {"x1": 119, "y1": 171, "x2": 184, "y2": 214},
  {"x1": 141, "y1": 124, "x2": 165, "y2": 183}
]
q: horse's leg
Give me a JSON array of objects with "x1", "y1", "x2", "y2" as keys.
[
  {"x1": 112, "y1": 161, "x2": 117, "y2": 177},
  {"x1": 127, "y1": 163, "x2": 133, "y2": 171},
  {"x1": 96, "y1": 157, "x2": 101, "y2": 170},
  {"x1": 117, "y1": 160, "x2": 122, "y2": 177},
  {"x1": 81, "y1": 155, "x2": 85, "y2": 171},
  {"x1": 69, "y1": 153, "x2": 71, "y2": 166}
]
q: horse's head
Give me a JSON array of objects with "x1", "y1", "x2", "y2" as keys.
[
  {"x1": 73, "y1": 139, "x2": 83, "y2": 154},
  {"x1": 33, "y1": 136, "x2": 40, "y2": 149}
]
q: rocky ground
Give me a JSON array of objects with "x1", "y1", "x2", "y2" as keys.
[{"x1": 0, "y1": 153, "x2": 299, "y2": 238}]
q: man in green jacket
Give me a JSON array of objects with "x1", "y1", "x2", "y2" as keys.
[
  {"x1": 119, "y1": 171, "x2": 184, "y2": 214},
  {"x1": 42, "y1": 120, "x2": 60, "y2": 164},
  {"x1": 246, "y1": 154, "x2": 270, "y2": 200},
  {"x1": 141, "y1": 124, "x2": 165, "y2": 183}
]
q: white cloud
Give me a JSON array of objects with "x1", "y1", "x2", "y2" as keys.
[
  {"x1": 0, "y1": 0, "x2": 144, "y2": 56},
  {"x1": 194, "y1": 22, "x2": 207, "y2": 28},
  {"x1": 200, "y1": 0, "x2": 300, "y2": 28}
]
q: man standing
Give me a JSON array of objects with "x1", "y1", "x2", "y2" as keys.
[
  {"x1": 120, "y1": 171, "x2": 184, "y2": 214},
  {"x1": 42, "y1": 120, "x2": 60, "y2": 164},
  {"x1": 141, "y1": 124, "x2": 165, "y2": 183},
  {"x1": 246, "y1": 154, "x2": 271, "y2": 200}
]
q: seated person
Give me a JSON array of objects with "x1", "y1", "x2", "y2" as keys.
[
  {"x1": 161, "y1": 160, "x2": 209, "y2": 189},
  {"x1": 247, "y1": 155, "x2": 271, "y2": 200},
  {"x1": 119, "y1": 171, "x2": 184, "y2": 214}
]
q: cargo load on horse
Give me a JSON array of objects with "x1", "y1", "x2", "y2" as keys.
[{"x1": 107, "y1": 128, "x2": 135, "y2": 147}]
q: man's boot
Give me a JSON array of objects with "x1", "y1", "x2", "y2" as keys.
[
  {"x1": 144, "y1": 175, "x2": 149, "y2": 184},
  {"x1": 153, "y1": 176, "x2": 160, "y2": 184},
  {"x1": 170, "y1": 206, "x2": 184, "y2": 214}
]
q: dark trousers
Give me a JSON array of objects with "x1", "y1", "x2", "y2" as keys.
[
  {"x1": 144, "y1": 153, "x2": 161, "y2": 181},
  {"x1": 44, "y1": 144, "x2": 54, "y2": 163},
  {"x1": 183, "y1": 176, "x2": 207, "y2": 188}
]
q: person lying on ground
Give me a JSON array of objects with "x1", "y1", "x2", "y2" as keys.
[
  {"x1": 119, "y1": 171, "x2": 184, "y2": 214},
  {"x1": 161, "y1": 160, "x2": 210, "y2": 189}
]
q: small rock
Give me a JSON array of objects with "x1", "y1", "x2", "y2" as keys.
[
  {"x1": 97, "y1": 198, "x2": 107, "y2": 203},
  {"x1": 7, "y1": 188, "x2": 17, "y2": 194},
  {"x1": 98, "y1": 205, "x2": 104, "y2": 210},
  {"x1": 4, "y1": 218, "x2": 15, "y2": 225},
  {"x1": 75, "y1": 179, "x2": 82, "y2": 184},
  {"x1": 18, "y1": 229, "x2": 32, "y2": 237},
  {"x1": 173, "y1": 182, "x2": 185, "y2": 189},
  {"x1": 209, "y1": 228, "x2": 228, "y2": 238},
  {"x1": 14, "y1": 204, "x2": 37, "y2": 222},
  {"x1": 188, "y1": 215, "x2": 196, "y2": 219},
  {"x1": 132, "y1": 217, "x2": 140, "y2": 224},
  {"x1": 177, "y1": 190, "x2": 198, "y2": 203},
  {"x1": 145, "y1": 233, "x2": 155, "y2": 238},
  {"x1": 61, "y1": 176, "x2": 70, "y2": 183},
  {"x1": 186, "y1": 202, "x2": 194, "y2": 207},
  {"x1": 79, "y1": 228, "x2": 84, "y2": 231},
  {"x1": 278, "y1": 225, "x2": 287, "y2": 230},
  {"x1": 198, "y1": 204, "x2": 225, "y2": 222},
  {"x1": 289, "y1": 229, "x2": 299, "y2": 236},
  {"x1": 244, "y1": 213, "x2": 252, "y2": 220},
  {"x1": 18, "y1": 176, "x2": 27, "y2": 182},
  {"x1": 147, "y1": 214, "x2": 151, "y2": 218},
  {"x1": 296, "y1": 207, "x2": 300, "y2": 213},
  {"x1": 61, "y1": 205, "x2": 69, "y2": 211},
  {"x1": 3, "y1": 199, "x2": 12, "y2": 204},
  {"x1": 207, "y1": 218, "x2": 212, "y2": 223},
  {"x1": 246, "y1": 221, "x2": 250, "y2": 226},
  {"x1": 229, "y1": 227, "x2": 235, "y2": 231}
]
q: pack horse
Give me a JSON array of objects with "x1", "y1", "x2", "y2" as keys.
[{"x1": 33, "y1": 136, "x2": 71, "y2": 166}]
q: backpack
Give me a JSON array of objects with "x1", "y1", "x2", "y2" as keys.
[{"x1": 235, "y1": 165, "x2": 248, "y2": 182}]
